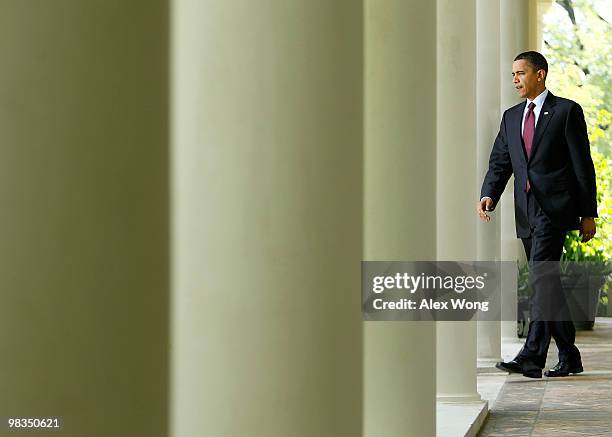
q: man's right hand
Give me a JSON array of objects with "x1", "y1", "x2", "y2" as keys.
[{"x1": 477, "y1": 198, "x2": 494, "y2": 222}]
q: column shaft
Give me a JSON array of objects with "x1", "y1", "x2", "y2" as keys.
[
  {"x1": 530, "y1": 0, "x2": 555, "y2": 51},
  {"x1": 436, "y1": 0, "x2": 481, "y2": 403},
  {"x1": 170, "y1": 1, "x2": 363, "y2": 436},
  {"x1": 499, "y1": 0, "x2": 530, "y2": 341},
  {"x1": 0, "y1": 2, "x2": 169, "y2": 436},
  {"x1": 364, "y1": 0, "x2": 437, "y2": 435},
  {"x1": 476, "y1": 0, "x2": 503, "y2": 368}
]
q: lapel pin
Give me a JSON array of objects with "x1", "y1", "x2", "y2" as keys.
[{"x1": 544, "y1": 111, "x2": 549, "y2": 115}]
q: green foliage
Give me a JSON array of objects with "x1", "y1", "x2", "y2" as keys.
[
  {"x1": 543, "y1": 0, "x2": 612, "y2": 261},
  {"x1": 544, "y1": 0, "x2": 612, "y2": 155},
  {"x1": 517, "y1": 261, "x2": 531, "y2": 299},
  {"x1": 562, "y1": 150, "x2": 612, "y2": 262}
]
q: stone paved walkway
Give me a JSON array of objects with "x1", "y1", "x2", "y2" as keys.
[{"x1": 478, "y1": 317, "x2": 612, "y2": 436}]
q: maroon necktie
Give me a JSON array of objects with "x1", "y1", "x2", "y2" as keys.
[{"x1": 523, "y1": 102, "x2": 536, "y2": 191}]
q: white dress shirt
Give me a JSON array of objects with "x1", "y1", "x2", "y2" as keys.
[{"x1": 521, "y1": 88, "x2": 548, "y2": 135}]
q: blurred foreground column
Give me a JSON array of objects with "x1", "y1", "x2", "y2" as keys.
[
  {"x1": 364, "y1": 1, "x2": 437, "y2": 436},
  {"x1": 171, "y1": 1, "x2": 363, "y2": 436},
  {"x1": 0, "y1": 2, "x2": 169, "y2": 436}
]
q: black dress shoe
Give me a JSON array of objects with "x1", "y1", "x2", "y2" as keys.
[
  {"x1": 496, "y1": 359, "x2": 542, "y2": 379},
  {"x1": 544, "y1": 361, "x2": 584, "y2": 377}
]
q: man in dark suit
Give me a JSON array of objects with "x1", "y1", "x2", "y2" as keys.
[{"x1": 477, "y1": 51, "x2": 597, "y2": 379}]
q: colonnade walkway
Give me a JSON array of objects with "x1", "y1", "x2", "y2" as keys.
[{"x1": 478, "y1": 317, "x2": 612, "y2": 436}]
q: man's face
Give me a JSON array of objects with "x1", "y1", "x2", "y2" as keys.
[{"x1": 512, "y1": 59, "x2": 545, "y2": 100}]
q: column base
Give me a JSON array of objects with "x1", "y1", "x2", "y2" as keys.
[
  {"x1": 437, "y1": 399, "x2": 488, "y2": 437},
  {"x1": 437, "y1": 393, "x2": 483, "y2": 403}
]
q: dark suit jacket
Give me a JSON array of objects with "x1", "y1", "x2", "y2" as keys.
[{"x1": 481, "y1": 91, "x2": 597, "y2": 238}]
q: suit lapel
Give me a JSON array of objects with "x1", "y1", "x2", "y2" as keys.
[{"x1": 530, "y1": 92, "x2": 556, "y2": 157}]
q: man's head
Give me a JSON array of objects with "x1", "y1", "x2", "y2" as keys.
[{"x1": 512, "y1": 51, "x2": 548, "y2": 100}]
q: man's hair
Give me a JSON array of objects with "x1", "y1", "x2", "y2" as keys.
[{"x1": 514, "y1": 51, "x2": 548, "y2": 79}]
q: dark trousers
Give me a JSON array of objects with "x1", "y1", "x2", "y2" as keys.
[{"x1": 517, "y1": 192, "x2": 581, "y2": 368}]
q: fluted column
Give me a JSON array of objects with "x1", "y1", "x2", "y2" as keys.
[
  {"x1": 500, "y1": 0, "x2": 530, "y2": 341},
  {"x1": 436, "y1": 0, "x2": 482, "y2": 403},
  {"x1": 0, "y1": 2, "x2": 169, "y2": 436},
  {"x1": 171, "y1": 1, "x2": 363, "y2": 436},
  {"x1": 476, "y1": 0, "x2": 503, "y2": 370},
  {"x1": 364, "y1": 1, "x2": 437, "y2": 436}
]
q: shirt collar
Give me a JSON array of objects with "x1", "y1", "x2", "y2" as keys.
[{"x1": 526, "y1": 88, "x2": 548, "y2": 110}]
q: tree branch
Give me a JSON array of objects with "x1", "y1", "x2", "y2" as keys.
[{"x1": 557, "y1": 0, "x2": 576, "y2": 25}]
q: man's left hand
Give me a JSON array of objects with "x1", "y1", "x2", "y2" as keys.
[{"x1": 580, "y1": 217, "x2": 596, "y2": 243}]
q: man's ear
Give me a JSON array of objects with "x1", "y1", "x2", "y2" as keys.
[{"x1": 538, "y1": 69, "x2": 546, "y2": 82}]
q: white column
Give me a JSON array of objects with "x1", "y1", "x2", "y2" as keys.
[
  {"x1": 500, "y1": 0, "x2": 530, "y2": 342},
  {"x1": 476, "y1": 0, "x2": 503, "y2": 370},
  {"x1": 530, "y1": 0, "x2": 555, "y2": 51},
  {"x1": 364, "y1": 1, "x2": 437, "y2": 436},
  {"x1": 436, "y1": 0, "x2": 482, "y2": 403},
  {"x1": 0, "y1": 2, "x2": 168, "y2": 436},
  {"x1": 171, "y1": 2, "x2": 363, "y2": 436}
]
